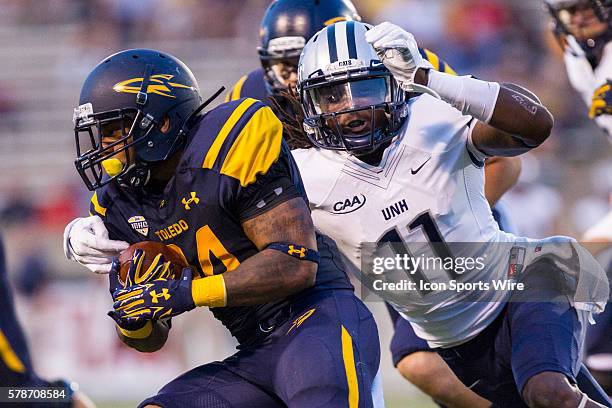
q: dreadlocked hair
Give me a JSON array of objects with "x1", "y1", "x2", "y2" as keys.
[{"x1": 268, "y1": 87, "x2": 314, "y2": 150}]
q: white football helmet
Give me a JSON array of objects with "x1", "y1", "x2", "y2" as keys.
[{"x1": 297, "y1": 21, "x2": 408, "y2": 152}]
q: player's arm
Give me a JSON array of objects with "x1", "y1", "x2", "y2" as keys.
[
  {"x1": 220, "y1": 197, "x2": 317, "y2": 305},
  {"x1": 484, "y1": 156, "x2": 521, "y2": 206},
  {"x1": 416, "y1": 46, "x2": 522, "y2": 203},
  {"x1": 465, "y1": 83, "x2": 554, "y2": 157},
  {"x1": 412, "y1": 70, "x2": 554, "y2": 157},
  {"x1": 366, "y1": 22, "x2": 554, "y2": 157}
]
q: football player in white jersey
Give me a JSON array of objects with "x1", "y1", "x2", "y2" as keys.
[
  {"x1": 545, "y1": 0, "x2": 612, "y2": 249},
  {"x1": 546, "y1": 0, "x2": 612, "y2": 394},
  {"x1": 290, "y1": 20, "x2": 611, "y2": 407}
]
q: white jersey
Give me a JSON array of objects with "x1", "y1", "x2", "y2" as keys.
[
  {"x1": 564, "y1": 38, "x2": 612, "y2": 141},
  {"x1": 293, "y1": 95, "x2": 521, "y2": 348}
]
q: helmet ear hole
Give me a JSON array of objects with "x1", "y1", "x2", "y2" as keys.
[{"x1": 159, "y1": 116, "x2": 171, "y2": 134}]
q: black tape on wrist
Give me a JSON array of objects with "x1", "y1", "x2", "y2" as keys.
[{"x1": 266, "y1": 242, "x2": 320, "y2": 264}]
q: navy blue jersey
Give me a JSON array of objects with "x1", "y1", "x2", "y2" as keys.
[{"x1": 90, "y1": 98, "x2": 352, "y2": 344}]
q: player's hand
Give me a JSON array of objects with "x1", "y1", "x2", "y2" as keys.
[
  {"x1": 63, "y1": 215, "x2": 129, "y2": 274},
  {"x1": 365, "y1": 22, "x2": 432, "y2": 92},
  {"x1": 109, "y1": 267, "x2": 196, "y2": 326},
  {"x1": 108, "y1": 249, "x2": 174, "y2": 330},
  {"x1": 589, "y1": 80, "x2": 612, "y2": 118}
]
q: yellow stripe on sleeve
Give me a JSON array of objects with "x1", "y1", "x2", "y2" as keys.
[
  {"x1": 423, "y1": 49, "x2": 440, "y2": 72},
  {"x1": 202, "y1": 98, "x2": 258, "y2": 170},
  {"x1": 341, "y1": 325, "x2": 359, "y2": 408},
  {"x1": 0, "y1": 329, "x2": 25, "y2": 374},
  {"x1": 91, "y1": 192, "x2": 107, "y2": 216},
  {"x1": 230, "y1": 75, "x2": 248, "y2": 101},
  {"x1": 444, "y1": 63, "x2": 457, "y2": 76},
  {"x1": 220, "y1": 105, "x2": 283, "y2": 186}
]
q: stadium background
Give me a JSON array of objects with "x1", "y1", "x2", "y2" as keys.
[{"x1": 0, "y1": 0, "x2": 610, "y2": 406}]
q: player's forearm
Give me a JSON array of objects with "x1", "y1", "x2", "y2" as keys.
[
  {"x1": 485, "y1": 85, "x2": 554, "y2": 149},
  {"x1": 416, "y1": 69, "x2": 554, "y2": 156},
  {"x1": 484, "y1": 157, "x2": 521, "y2": 206},
  {"x1": 222, "y1": 251, "x2": 317, "y2": 305},
  {"x1": 115, "y1": 320, "x2": 170, "y2": 353}
]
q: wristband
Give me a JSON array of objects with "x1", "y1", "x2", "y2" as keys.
[
  {"x1": 427, "y1": 70, "x2": 500, "y2": 123},
  {"x1": 117, "y1": 320, "x2": 153, "y2": 339},
  {"x1": 266, "y1": 242, "x2": 320, "y2": 263},
  {"x1": 192, "y1": 274, "x2": 227, "y2": 308}
]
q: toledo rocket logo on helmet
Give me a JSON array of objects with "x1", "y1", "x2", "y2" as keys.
[{"x1": 113, "y1": 74, "x2": 193, "y2": 99}]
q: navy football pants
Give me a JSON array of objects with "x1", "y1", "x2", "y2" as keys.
[{"x1": 140, "y1": 290, "x2": 381, "y2": 408}]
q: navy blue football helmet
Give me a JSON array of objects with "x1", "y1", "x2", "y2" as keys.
[
  {"x1": 73, "y1": 49, "x2": 202, "y2": 191},
  {"x1": 258, "y1": 0, "x2": 361, "y2": 95}
]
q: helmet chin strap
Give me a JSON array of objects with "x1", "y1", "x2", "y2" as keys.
[{"x1": 403, "y1": 82, "x2": 441, "y2": 99}]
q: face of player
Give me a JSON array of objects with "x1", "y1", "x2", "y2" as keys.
[
  {"x1": 99, "y1": 116, "x2": 171, "y2": 176},
  {"x1": 309, "y1": 78, "x2": 391, "y2": 137},
  {"x1": 100, "y1": 116, "x2": 134, "y2": 172},
  {"x1": 558, "y1": 0, "x2": 608, "y2": 40},
  {"x1": 268, "y1": 57, "x2": 300, "y2": 90}
]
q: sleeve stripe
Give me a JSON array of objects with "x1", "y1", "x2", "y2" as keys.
[
  {"x1": 91, "y1": 192, "x2": 107, "y2": 216},
  {"x1": 220, "y1": 105, "x2": 283, "y2": 186},
  {"x1": 0, "y1": 329, "x2": 25, "y2": 374},
  {"x1": 202, "y1": 98, "x2": 259, "y2": 170},
  {"x1": 423, "y1": 49, "x2": 440, "y2": 71},
  {"x1": 230, "y1": 75, "x2": 248, "y2": 101},
  {"x1": 443, "y1": 62, "x2": 457, "y2": 76}
]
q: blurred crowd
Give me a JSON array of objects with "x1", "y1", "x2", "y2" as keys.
[{"x1": 0, "y1": 0, "x2": 610, "y2": 401}]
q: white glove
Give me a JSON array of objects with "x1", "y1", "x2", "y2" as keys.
[
  {"x1": 365, "y1": 22, "x2": 432, "y2": 92},
  {"x1": 63, "y1": 215, "x2": 129, "y2": 274}
]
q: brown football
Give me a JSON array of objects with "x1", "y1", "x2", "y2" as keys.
[{"x1": 118, "y1": 241, "x2": 188, "y2": 286}]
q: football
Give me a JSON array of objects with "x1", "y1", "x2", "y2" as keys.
[{"x1": 118, "y1": 241, "x2": 188, "y2": 286}]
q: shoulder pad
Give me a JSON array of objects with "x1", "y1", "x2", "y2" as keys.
[
  {"x1": 89, "y1": 186, "x2": 112, "y2": 217},
  {"x1": 419, "y1": 47, "x2": 457, "y2": 76},
  {"x1": 183, "y1": 98, "x2": 283, "y2": 187},
  {"x1": 224, "y1": 69, "x2": 268, "y2": 102}
]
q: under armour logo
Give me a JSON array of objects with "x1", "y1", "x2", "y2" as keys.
[
  {"x1": 287, "y1": 245, "x2": 306, "y2": 258},
  {"x1": 181, "y1": 192, "x2": 200, "y2": 210},
  {"x1": 150, "y1": 288, "x2": 171, "y2": 303}
]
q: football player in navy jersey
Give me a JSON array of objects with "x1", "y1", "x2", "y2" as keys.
[
  {"x1": 223, "y1": 1, "x2": 520, "y2": 407},
  {"x1": 0, "y1": 234, "x2": 95, "y2": 407},
  {"x1": 63, "y1": 48, "x2": 381, "y2": 408}
]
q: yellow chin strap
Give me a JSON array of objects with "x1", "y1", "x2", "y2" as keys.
[{"x1": 102, "y1": 158, "x2": 124, "y2": 177}]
